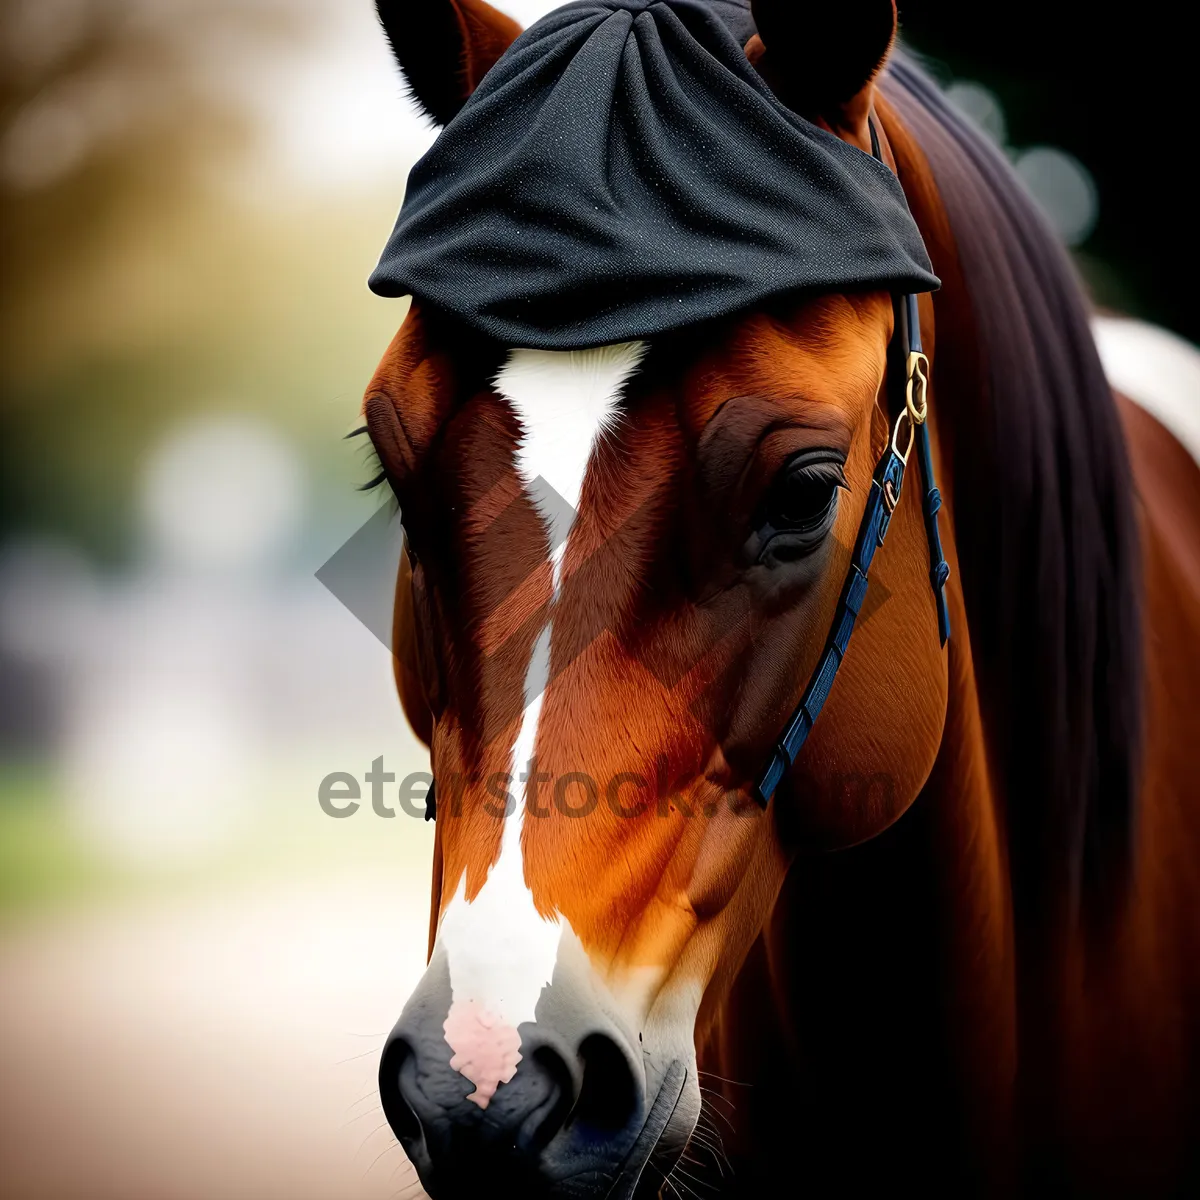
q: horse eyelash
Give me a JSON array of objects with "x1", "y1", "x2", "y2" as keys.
[
  {"x1": 346, "y1": 424, "x2": 390, "y2": 494},
  {"x1": 358, "y1": 445, "x2": 389, "y2": 493},
  {"x1": 359, "y1": 454, "x2": 401, "y2": 518},
  {"x1": 804, "y1": 459, "x2": 850, "y2": 491},
  {"x1": 780, "y1": 454, "x2": 850, "y2": 494}
]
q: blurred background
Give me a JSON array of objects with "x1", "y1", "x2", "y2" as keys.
[{"x1": 0, "y1": 2, "x2": 1194, "y2": 1197}]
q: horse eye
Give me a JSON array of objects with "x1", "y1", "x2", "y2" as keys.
[
  {"x1": 751, "y1": 453, "x2": 846, "y2": 566},
  {"x1": 770, "y1": 471, "x2": 837, "y2": 529},
  {"x1": 765, "y1": 458, "x2": 845, "y2": 533}
]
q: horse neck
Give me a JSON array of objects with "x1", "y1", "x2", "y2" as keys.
[
  {"x1": 697, "y1": 600, "x2": 1017, "y2": 1184},
  {"x1": 800, "y1": 572, "x2": 1014, "y2": 1073}
]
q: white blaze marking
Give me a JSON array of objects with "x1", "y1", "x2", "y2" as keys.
[
  {"x1": 502, "y1": 342, "x2": 647, "y2": 592},
  {"x1": 438, "y1": 341, "x2": 646, "y2": 1106}
]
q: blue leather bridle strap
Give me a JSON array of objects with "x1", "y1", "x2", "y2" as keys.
[{"x1": 908, "y1": 291, "x2": 952, "y2": 646}]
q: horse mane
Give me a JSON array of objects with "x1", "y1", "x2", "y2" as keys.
[{"x1": 880, "y1": 50, "x2": 1143, "y2": 927}]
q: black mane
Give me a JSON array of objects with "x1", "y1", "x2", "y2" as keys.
[{"x1": 882, "y1": 52, "x2": 1143, "y2": 926}]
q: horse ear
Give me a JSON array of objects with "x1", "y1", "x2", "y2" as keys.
[
  {"x1": 746, "y1": 0, "x2": 897, "y2": 149},
  {"x1": 375, "y1": 0, "x2": 523, "y2": 127}
]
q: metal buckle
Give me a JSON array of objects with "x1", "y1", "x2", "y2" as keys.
[
  {"x1": 905, "y1": 351, "x2": 930, "y2": 426},
  {"x1": 890, "y1": 408, "x2": 915, "y2": 468},
  {"x1": 889, "y1": 350, "x2": 931, "y2": 471}
]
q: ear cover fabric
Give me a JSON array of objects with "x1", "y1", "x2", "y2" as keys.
[{"x1": 369, "y1": 0, "x2": 938, "y2": 350}]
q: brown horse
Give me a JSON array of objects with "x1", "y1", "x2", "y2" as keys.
[{"x1": 363, "y1": 1, "x2": 1200, "y2": 1195}]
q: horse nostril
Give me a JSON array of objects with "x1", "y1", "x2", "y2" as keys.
[
  {"x1": 516, "y1": 1041, "x2": 577, "y2": 1155},
  {"x1": 568, "y1": 1033, "x2": 639, "y2": 1138},
  {"x1": 378, "y1": 1033, "x2": 423, "y2": 1148}
]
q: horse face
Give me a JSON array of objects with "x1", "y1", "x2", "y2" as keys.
[
  {"x1": 363, "y1": 1, "x2": 947, "y2": 1193},
  {"x1": 366, "y1": 291, "x2": 949, "y2": 1196}
]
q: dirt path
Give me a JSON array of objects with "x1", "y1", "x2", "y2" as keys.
[{"x1": 0, "y1": 868, "x2": 430, "y2": 1199}]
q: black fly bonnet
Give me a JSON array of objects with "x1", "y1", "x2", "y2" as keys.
[{"x1": 368, "y1": 0, "x2": 938, "y2": 348}]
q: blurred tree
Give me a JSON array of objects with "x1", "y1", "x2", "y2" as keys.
[
  {"x1": 0, "y1": 0, "x2": 324, "y2": 562},
  {"x1": 0, "y1": 0, "x2": 318, "y2": 368}
]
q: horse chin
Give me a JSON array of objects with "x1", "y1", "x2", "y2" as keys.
[{"x1": 627, "y1": 1065, "x2": 700, "y2": 1200}]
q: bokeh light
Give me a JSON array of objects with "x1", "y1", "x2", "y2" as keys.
[
  {"x1": 1015, "y1": 144, "x2": 1099, "y2": 247},
  {"x1": 944, "y1": 77, "x2": 1099, "y2": 248},
  {"x1": 944, "y1": 79, "x2": 1007, "y2": 145},
  {"x1": 140, "y1": 413, "x2": 306, "y2": 574}
]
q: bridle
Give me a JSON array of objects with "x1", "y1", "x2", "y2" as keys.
[
  {"x1": 753, "y1": 118, "x2": 950, "y2": 807},
  {"x1": 421, "y1": 120, "x2": 950, "y2": 822}
]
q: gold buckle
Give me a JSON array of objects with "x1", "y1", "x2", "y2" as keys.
[
  {"x1": 906, "y1": 351, "x2": 930, "y2": 426},
  {"x1": 887, "y1": 351, "x2": 930, "y2": 474}
]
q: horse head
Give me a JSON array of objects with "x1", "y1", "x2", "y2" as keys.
[{"x1": 367, "y1": 1, "x2": 954, "y2": 1194}]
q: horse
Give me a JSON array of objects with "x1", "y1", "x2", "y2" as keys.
[{"x1": 360, "y1": 1, "x2": 1200, "y2": 1195}]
